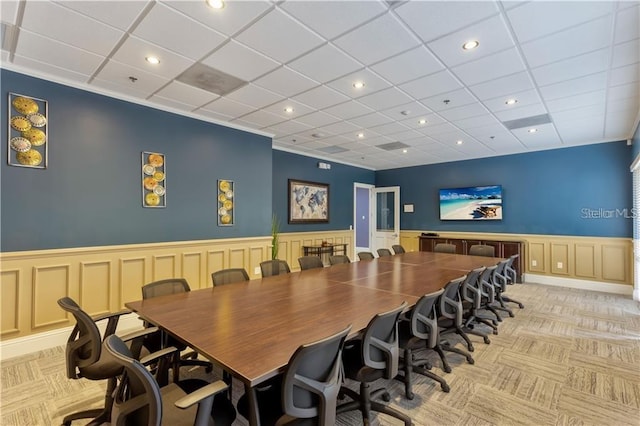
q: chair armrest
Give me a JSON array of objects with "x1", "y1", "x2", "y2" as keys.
[
  {"x1": 139, "y1": 346, "x2": 179, "y2": 366},
  {"x1": 119, "y1": 326, "x2": 159, "y2": 342},
  {"x1": 93, "y1": 309, "x2": 131, "y2": 337},
  {"x1": 174, "y1": 380, "x2": 228, "y2": 410}
]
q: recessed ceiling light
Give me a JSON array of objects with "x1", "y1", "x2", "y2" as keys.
[
  {"x1": 528, "y1": 128, "x2": 538, "y2": 133},
  {"x1": 357, "y1": 132, "x2": 364, "y2": 139},
  {"x1": 205, "y1": 0, "x2": 225, "y2": 9},
  {"x1": 462, "y1": 40, "x2": 479, "y2": 50},
  {"x1": 456, "y1": 140, "x2": 463, "y2": 145},
  {"x1": 505, "y1": 99, "x2": 518, "y2": 105},
  {"x1": 353, "y1": 81, "x2": 365, "y2": 89},
  {"x1": 402, "y1": 149, "x2": 408, "y2": 154},
  {"x1": 145, "y1": 56, "x2": 160, "y2": 65},
  {"x1": 418, "y1": 119, "x2": 427, "y2": 125},
  {"x1": 284, "y1": 106, "x2": 294, "y2": 113}
]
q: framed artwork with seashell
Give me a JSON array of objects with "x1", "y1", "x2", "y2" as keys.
[
  {"x1": 141, "y1": 151, "x2": 166, "y2": 208},
  {"x1": 217, "y1": 179, "x2": 235, "y2": 226},
  {"x1": 8, "y1": 93, "x2": 48, "y2": 169}
]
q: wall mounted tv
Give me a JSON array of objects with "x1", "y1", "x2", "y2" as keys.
[{"x1": 439, "y1": 185, "x2": 503, "y2": 221}]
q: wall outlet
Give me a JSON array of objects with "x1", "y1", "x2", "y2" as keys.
[
  {"x1": 556, "y1": 262, "x2": 563, "y2": 269},
  {"x1": 254, "y1": 266, "x2": 261, "y2": 275},
  {"x1": 531, "y1": 260, "x2": 537, "y2": 267}
]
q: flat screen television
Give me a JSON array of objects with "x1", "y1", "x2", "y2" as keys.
[{"x1": 439, "y1": 185, "x2": 503, "y2": 220}]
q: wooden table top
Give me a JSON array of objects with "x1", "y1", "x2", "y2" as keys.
[{"x1": 125, "y1": 252, "x2": 502, "y2": 387}]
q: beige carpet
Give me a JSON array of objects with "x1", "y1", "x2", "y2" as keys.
[{"x1": 2, "y1": 282, "x2": 639, "y2": 425}]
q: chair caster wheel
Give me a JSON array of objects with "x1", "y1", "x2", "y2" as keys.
[
  {"x1": 382, "y1": 392, "x2": 391, "y2": 402},
  {"x1": 467, "y1": 357, "x2": 475, "y2": 365},
  {"x1": 492, "y1": 329, "x2": 499, "y2": 335},
  {"x1": 518, "y1": 303, "x2": 524, "y2": 309},
  {"x1": 483, "y1": 337, "x2": 491, "y2": 344},
  {"x1": 406, "y1": 392, "x2": 414, "y2": 400},
  {"x1": 492, "y1": 320, "x2": 498, "y2": 326},
  {"x1": 443, "y1": 366, "x2": 452, "y2": 373},
  {"x1": 442, "y1": 384, "x2": 450, "y2": 393},
  {"x1": 468, "y1": 345, "x2": 475, "y2": 352},
  {"x1": 509, "y1": 312, "x2": 515, "y2": 318}
]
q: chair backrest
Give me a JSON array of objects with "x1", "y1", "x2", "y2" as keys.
[
  {"x1": 377, "y1": 248, "x2": 392, "y2": 257},
  {"x1": 212, "y1": 268, "x2": 250, "y2": 286},
  {"x1": 281, "y1": 325, "x2": 351, "y2": 425},
  {"x1": 410, "y1": 289, "x2": 444, "y2": 349},
  {"x1": 391, "y1": 245, "x2": 406, "y2": 254},
  {"x1": 493, "y1": 260, "x2": 509, "y2": 289},
  {"x1": 142, "y1": 278, "x2": 190, "y2": 299},
  {"x1": 260, "y1": 260, "x2": 291, "y2": 277},
  {"x1": 439, "y1": 276, "x2": 466, "y2": 325},
  {"x1": 362, "y1": 302, "x2": 407, "y2": 380},
  {"x1": 357, "y1": 251, "x2": 375, "y2": 261},
  {"x1": 461, "y1": 267, "x2": 486, "y2": 305},
  {"x1": 298, "y1": 256, "x2": 324, "y2": 270},
  {"x1": 479, "y1": 265, "x2": 497, "y2": 301},
  {"x1": 104, "y1": 334, "x2": 164, "y2": 426},
  {"x1": 434, "y1": 243, "x2": 456, "y2": 254},
  {"x1": 468, "y1": 244, "x2": 495, "y2": 257},
  {"x1": 329, "y1": 255, "x2": 350, "y2": 265},
  {"x1": 504, "y1": 254, "x2": 519, "y2": 282}
]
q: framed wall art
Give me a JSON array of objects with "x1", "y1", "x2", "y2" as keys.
[
  {"x1": 217, "y1": 180, "x2": 234, "y2": 226},
  {"x1": 142, "y1": 152, "x2": 166, "y2": 208},
  {"x1": 8, "y1": 93, "x2": 48, "y2": 169},
  {"x1": 288, "y1": 179, "x2": 329, "y2": 224}
]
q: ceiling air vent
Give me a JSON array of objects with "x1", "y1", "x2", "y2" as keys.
[
  {"x1": 502, "y1": 114, "x2": 552, "y2": 130},
  {"x1": 177, "y1": 63, "x2": 247, "y2": 96},
  {"x1": 377, "y1": 141, "x2": 410, "y2": 151},
  {"x1": 318, "y1": 145, "x2": 349, "y2": 154}
]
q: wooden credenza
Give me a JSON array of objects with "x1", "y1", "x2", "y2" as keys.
[{"x1": 419, "y1": 235, "x2": 524, "y2": 282}]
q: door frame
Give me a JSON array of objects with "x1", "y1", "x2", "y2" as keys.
[{"x1": 353, "y1": 182, "x2": 374, "y2": 260}]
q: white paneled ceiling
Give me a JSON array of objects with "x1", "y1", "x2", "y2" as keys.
[{"x1": 1, "y1": 0, "x2": 639, "y2": 170}]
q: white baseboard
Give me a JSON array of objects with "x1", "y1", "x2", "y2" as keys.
[
  {"x1": 633, "y1": 287, "x2": 640, "y2": 302},
  {"x1": 525, "y1": 274, "x2": 634, "y2": 296},
  {"x1": 0, "y1": 313, "x2": 143, "y2": 361}
]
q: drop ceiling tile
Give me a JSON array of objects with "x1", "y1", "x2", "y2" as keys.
[
  {"x1": 15, "y1": 29, "x2": 104, "y2": 76},
  {"x1": 13, "y1": 54, "x2": 91, "y2": 83},
  {"x1": 253, "y1": 66, "x2": 319, "y2": 98},
  {"x1": 291, "y1": 85, "x2": 350, "y2": 110},
  {"x1": 379, "y1": 101, "x2": 433, "y2": 121},
  {"x1": 438, "y1": 103, "x2": 488, "y2": 121},
  {"x1": 263, "y1": 99, "x2": 315, "y2": 120},
  {"x1": 111, "y1": 35, "x2": 194, "y2": 79},
  {"x1": 236, "y1": 8, "x2": 325, "y2": 64},
  {"x1": 546, "y1": 91, "x2": 605, "y2": 113},
  {"x1": 483, "y1": 89, "x2": 542, "y2": 113},
  {"x1": 607, "y1": 92, "x2": 639, "y2": 114},
  {"x1": 422, "y1": 122, "x2": 462, "y2": 136},
  {"x1": 468, "y1": 71, "x2": 535, "y2": 100},
  {"x1": 22, "y1": 1, "x2": 123, "y2": 56},
  {"x1": 201, "y1": 40, "x2": 279, "y2": 82},
  {"x1": 225, "y1": 84, "x2": 283, "y2": 109},
  {"x1": 323, "y1": 101, "x2": 374, "y2": 120},
  {"x1": 154, "y1": 80, "x2": 219, "y2": 107},
  {"x1": 148, "y1": 94, "x2": 195, "y2": 112},
  {"x1": 264, "y1": 120, "x2": 313, "y2": 138},
  {"x1": 58, "y1": 0, "x2": 151, "y2": 30},
  {"x1": 196, "y1": 108, "x2": 234, "y2": 122},
  {"x1": 368, "y1": 121, "x2": 411, "y2": 136},
  {"x1": 614, "y1": 4, "x2": 640, "y2": 44},
  {"x1": 162, "y1": 0, "x2": 272, "y2": 37},
  {"x1": 452, "y1": 47, "x2": 526, "y2": 86},
  {"x1": 552, "y1": 104, "x2": 605, "y2": 122},
  {"x1": 605, "y1": 111, "x2": 636, "y2": 139},
  {"x1": 555, "y1": 115, "x2": 605, "y2": 145},
  {"x1": 295, "y1": 111, "x2": 341, "y2": 127},
  {"x1": 326, "y1": 68, "x2": 390, "y2": 98},
  {"x1": 511, "y1": 123, "x2": 562, "y2": 148},
  {"x1": 200, "y1": 97, "x2": 256, "y2": 118},
  {"x1": 611, "y1": 38, "x2": 640, "y2": 68},
  {"x1": 455, "y1": 114, "x2": 501, "y2": 130},
  {"x1": 288, "y1": 44, "x2": 362, "y2": 83},
  {"x1": 494, "y1": 103, "x2": 548, "y2": 122},
  {"x1": 94, "y1": 59, "x2": 170, "y2": 96},
  {"x1": 520, "y1": 17, "x2": 612, "y2": 68},
  {"x1": 421, "y1": 88, "x2": 477, "y2": 112},
  {"x1": 402, "y1": 113, "x2": 446, "y2": 130},
  {"x1": 320, "y1": 121, "x2": 361, "y2": 136},
  {"x1": 427, "y1": 14, "x2": 515, "y2": 69},
  {"x1": 1, "y1": 0, "x2": 19, "y2": 24},
  {"x1": 387, "y1": 129, "x2": 425, "y2": 142},
  {"x1": 357, "y1": 87, "x2": 414, "y2": 111},
  {"x1": 610, "y1": 63, "x2": 640, "y2": 86},
  {"x1": 530, "y1": 48, "x2": 609, "y2": 87},
  {"x1": 506, "y1": 1, "x2": 614, "y2": 43},
  {"x1": 539, "y1": 72, "x2": 607, "y2": 101},
  {"x1": 132, "y1": 3, "x2": 225, "y2": 61},
  {"x1": 234, "y1": 109, "x2": 285, "y2": 128},
  {"x1": 333, "y1": 13, "x2": 420, "y2": 66},
  {"x1": 399, "y1": 70, "x2": 462, "y2": 99},
  {"x1": 395, "y1": 1, "x2": 499, "y2": 43},
  {"x1": 370, "y1": 46, "x2": 444, "y2": 84},
  {"x1": 607, "y1": 81, "x2": 640, "y2": 102},
  {"x1": 280, "y1": 1, "x2": 387, "y2": 40}
]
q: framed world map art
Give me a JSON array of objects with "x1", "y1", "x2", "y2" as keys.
[{"x1": 288, "y1": 179, "x2": 329, "y2": 224}]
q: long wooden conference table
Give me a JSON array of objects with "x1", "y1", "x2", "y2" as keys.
[{"x1": 126, "y1": 251, "x2": 503, "y2": 425}]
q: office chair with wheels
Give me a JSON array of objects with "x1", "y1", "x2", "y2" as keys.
[
  {"x1": 392, "y1": 244, "x2": 406, "y2": 254},
  {"x1": 329, "y1": 254, "x2": 351, "y2": 265},
  {"x1": 436, "y1": 277, "x2": 475, "y2": 370},
  {"x1": 478, "y1": 265, "x2": 502, "y2": 322},
  {"x1": 434, "y1": 243, "x2": 456, "y2": 254},
  {"x1": 492, "y1": 259, "x2": 522, "y2": 315},
  {"x1": 260, "y1": 259, "x2": 291, "y2": 277},
  {"x1": 468, "y1": 244, "x2": 495, "y2": 257},
  {"x1": 397, "y1": 289, "x2": 450, "y2": 398},
  {"x1": 211, "y1": 268, "x2": 250, "y2": 286},
  {"x1": 57, "y1": 297, "x2": 147, "y2": 426},
  {"x1": 237, "y1": 325, "x2": 352, "y2": 425},
  {"x1": 461, "y1": 267, "x2": 498, "y2": 337},
  {"x1": 103, "y1": 334, "x2": 236, "y2": 426},
  {"x1": 503, "y1": 254, "x2": 524, "y2": 308},
  {"x1": 357, "y1": 251, "x2": 375, "y2": 261},
  {"x1": 337, "y1": 302, "x2": 412, "y2": 426},
  {"x1": 298, "y1": 255, "x2": 324, "y2": 270},
  {"x1": 377, "y1": 248, "x2": 393, "y2": 257}
]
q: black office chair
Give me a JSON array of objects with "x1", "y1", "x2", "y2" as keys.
[
  {"x1": 337, "y1": 302, "x2": 411, "y2": 426},
  {"x1": 141, "y1": 279, "x2": 214, "y2": 384},
  {"x1": 461, "y1": 267, "x2": 497, "y2": 337},
  {"x1": 260, "y1": 259, "x2": 291, "y2": 277},
  {"x1": 329, "y1": 254, "x2": 351, "y2": 265},
  {"x1": 57, "y1": 297, "x2": 145, "y2": 426},
  {"x1": 212, "y1": 268, "x2": 250, "y2": 286},
  {"x1": 357, "y1": 251, "x2": 375, "y2": 261},
  {"x1": 298, "y1": 255, "x2": 324, "y2": 270},
  {"x1": 468, "y1": 244, "x2": 495, "y2": 257},
  {"x1": 436, "y1": 277, "x2": 475, "y2": 371},
  {"x1": 377, "y1": 248, "x2": 393, "y2": 257},
  {"x1": 103, "y1": 334, "x2": 236, "y2": 426},
  {"x1": 237, "y1": 325, "x2": 352, "y2": 425},
  {"x1": 434, "y1": 243, "x2": 456, "y2": 254},
  {"x1": 397, "y1": 289, "x2": 450, "y2": 398},
  {"x1": 392, "y1": 244, "x2": 406, "y2": 254}
]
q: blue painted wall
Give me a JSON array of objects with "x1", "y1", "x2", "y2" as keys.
[
  {"x1": 1, "y1": 69, "x2": 272, "y2": 251},
  {"x1": 376, "y1": 141, "x2": 632, "y2": 238},
  {"x1": 272, "y1": 150, "x2": 375, "y2": 233}
]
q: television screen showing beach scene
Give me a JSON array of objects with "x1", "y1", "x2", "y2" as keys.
[{"x1": 439, "y1": 186, "x2": 503, "y2": 220}]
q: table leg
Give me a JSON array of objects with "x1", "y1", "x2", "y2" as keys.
[{"x1": 244, "y1": 382, "x2": 261, "y2": 426}]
